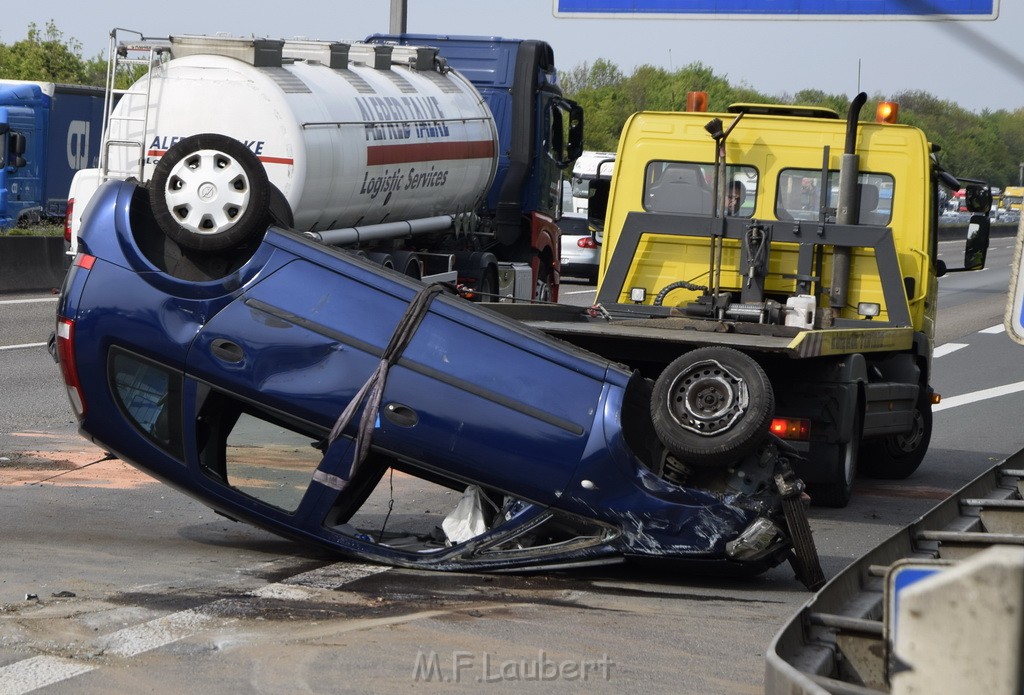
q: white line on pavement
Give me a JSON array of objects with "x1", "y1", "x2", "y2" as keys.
[
  {"x1": 0, "y1": 562, "x2": 388, "y2": 694},
  {"x1": 980, "y1": 324, "x2": 1006, "y2": 334},
  {"x1": 0, "y1": 343, "x2": 47, "y2": 352},
  {"x1": 934, "y1": 380, "x2": 1024, "y2": 412},
  {"x1": 0, "y1": 297, "x2": 58, "y2": 305},
  {"x1": 934, "y1": 343, "x2": 968, "y2": 358}
]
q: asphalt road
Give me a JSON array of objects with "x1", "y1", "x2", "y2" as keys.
[{"x1": 2, "y1": 233, "x2": 1023, "y2": 694}]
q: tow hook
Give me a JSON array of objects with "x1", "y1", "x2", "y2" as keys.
[{"x1": 776, "y1": 473, "x2": 827, "y2": 590}]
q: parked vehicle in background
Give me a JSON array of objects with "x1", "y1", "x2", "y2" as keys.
[
  {"x1": 558, "y1": 214, "x2": 600, "y2": 283},
  {"x1": 0, "y1": 80, "x2": 105, "y2": 229},
  {"x1": 569, "y1": 150, "x2": 616, "y2": 217},
  {"x1": 66, "y1": 30, "x2": 582, "y2": 302},
  {"x1": 1003, "y1": 185, "x2": 1024, "y2": 213}
]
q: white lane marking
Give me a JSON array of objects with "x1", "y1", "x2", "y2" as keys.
[
  {"x1": 0, "y1": 343, "x2": 47, "y2": 351},
  {"x1": 564, "y1": 288, "x2": 596, "y2": 296},
  {"x1": 981, "y1": 324, "x2": 1006, "y2": 334},
  {"x1": 934, "y1": 343, "x2": 968, "y2": 358},
  {"x1": 0, "y1": 656, "x2": 96, "y2": 695},
  {"x1": 0, "y1": 562, "x2": 388, "y2": 693},
  {"x1": 0, "y1": 298, "x2": 58, "y2": 305},
  {"x1": 934, "y1": 380, "x2": 1024, "y2": 412}
]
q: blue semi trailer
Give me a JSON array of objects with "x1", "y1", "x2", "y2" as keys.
[{"x1": 0, "y1": 80, "x2": 105, "y2": 229}]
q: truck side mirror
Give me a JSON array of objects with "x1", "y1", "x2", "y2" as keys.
[
  {"x1": 964, "y1": 214, "x2": 989, "y2": 270},
  {"x1": 964, "y1": 184, "x2": 992, "y2": 214},
  {"x1": 9, "y1": 131, "x2": 26, "y2": 168},
  {"x1": 547, "y1": 97, "x2": 583, "y2": 168}
]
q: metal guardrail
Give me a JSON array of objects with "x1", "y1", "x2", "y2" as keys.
[{"x1": 766, "y1": 448, "x2": 1024, "y2": 694}]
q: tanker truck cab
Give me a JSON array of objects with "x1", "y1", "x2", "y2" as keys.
[{"x1": 498, "y1": 94, "x2": 988, "y2": 508}]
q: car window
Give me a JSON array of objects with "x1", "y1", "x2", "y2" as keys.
[
  {"x1": 558, "y1": 215, "x2": 590, "y2": 235},
  {"x1": 196, "y1": 392, "x2": 323, "y2": 513},
  {"x1": 109, "y1": 349, "x2": 183, "y2": 458},
  {"x1": 777, "y1": 169, "x2": 894, "y2": 225},
  {"x1": 644, "y1": 161, "x2": 757, "y2": 217}
]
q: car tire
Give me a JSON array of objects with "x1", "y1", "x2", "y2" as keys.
[
  {"x1": 860, "y1": 390, "x2": 932, "y2": 480},
  {"x1": 651, "y1": 346, "x2": 774, "y2": 467},
  {"x1": 149, "y1": 133, "x2": 270, "y2": 252}
]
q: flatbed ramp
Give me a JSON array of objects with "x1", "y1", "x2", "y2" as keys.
[{"x1": 766, "y1": 449, "x2": 1024, "y2": 694}]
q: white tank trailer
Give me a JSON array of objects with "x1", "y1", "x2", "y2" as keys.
[{"x1": 105, "y1": 35, "x2": 498, "y2": 233}]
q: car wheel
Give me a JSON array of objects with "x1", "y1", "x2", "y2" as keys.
[
  {"x1": 651, "y1": 346, "x2": 774, "y2": 467},
  {"x1": 149, "y1": 133, "x2": 270, "y2": 252},
  {"x1": 860, "y1": 391, "x2": 932, "y2": 480}
]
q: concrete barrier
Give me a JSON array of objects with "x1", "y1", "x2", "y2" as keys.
[{"x1": 0, "y1": 237, "x2": 70, "y2": 293}]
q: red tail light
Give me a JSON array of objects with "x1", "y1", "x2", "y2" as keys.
[
  {"x1": 56, "y1": 317, "x2": 86, "y2": 418},
  {"x1": 577, "y1": 236, "x2": 598, "y2": 249},
  {"x1": 770, "y1": 417, "x2": 810, "y2": 441},
  {"x1": 65, "y1": 198, "x2": 74, "y2": 243},
  {"x1": 55, "y1": 253, "x2": 95, "y2": 418}
]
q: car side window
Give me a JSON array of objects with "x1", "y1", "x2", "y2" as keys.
[
  {"x1": 109, "y1": 349, "x2": 183, "y2": 458},
  {"x1": 196, "y1": 392, "x2": 323, "y2": 513}
]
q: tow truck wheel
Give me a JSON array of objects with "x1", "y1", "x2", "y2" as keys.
[
  {"x1": 651, "y1": 346, "x2": 774, "y2": 467},
  {"x1": 810, "y1": 409, "x2": 861, "y2": 508},
  {"x1": 860, "y1": 391, "x2": 932, "y2": 479},
  {"x1": 149, "y1": 133, "x2": 271, "y2": 252}
]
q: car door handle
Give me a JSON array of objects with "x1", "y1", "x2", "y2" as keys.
[
  {"x1": 383, "y1": 402, "x2": 418, "y2": 428},
  {"x1": 210, "y1": 338, "x2": 245, "y2": 363}
]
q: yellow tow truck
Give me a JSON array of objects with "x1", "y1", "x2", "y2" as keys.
[{"x1": 490, "y1": 93, "x2": 990, "y2": 507}]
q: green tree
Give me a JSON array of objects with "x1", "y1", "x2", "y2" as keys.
[
  {"x1": 0, "y1": 21, "x2": 102, "y2": 85},
  {"x1": 560, "y1": 56, "x2": 1024, "y2": 188}
]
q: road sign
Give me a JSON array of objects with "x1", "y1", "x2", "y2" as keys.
[
  {"x1": 1005, "y1": 218, "x2": 1024, "y2": 345},
  {"x1": 554, "y1": 1, "x2": 999, "y2": 20}
]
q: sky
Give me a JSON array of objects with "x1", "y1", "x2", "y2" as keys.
[{"x1": 2, "y1": 1, "x2": 1022, "y2": 113}]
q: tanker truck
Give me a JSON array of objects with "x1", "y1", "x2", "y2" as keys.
[{"x1": 66, "y1": 30, "x2": 582, "y2": 301}]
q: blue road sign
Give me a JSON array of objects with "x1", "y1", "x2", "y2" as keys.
[
  {"x1": 1006, "y1": 223, "x2": 1024, "y2": 345},
  {"x1": 554, "y1": 1, "x2": 999, "y2": 19}
]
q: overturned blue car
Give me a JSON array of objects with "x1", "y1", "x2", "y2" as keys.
[{"x1": 55, "y1": 134, "x2": 822, "y2": 587}]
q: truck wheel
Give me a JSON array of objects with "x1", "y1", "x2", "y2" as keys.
[
  {"x1": 534, "y1": 254, "x2": 554, "y2": 303},
  {"x1": 810, "y1": 409, "x2": 861, "y2": 508},
  {"x1": 860, "y1": 392, "x2": 932, "y2": 479},
  {"x1": 651, "y1": 347, "x2": 774, "y2": 467},
  {"x1": 149, "y1": 133, "x2": 270, "y2": 252}
]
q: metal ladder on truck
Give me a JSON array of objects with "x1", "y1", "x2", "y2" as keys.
[{"x1": 98, "y1": 28, "x2": 171, "y2": 184}]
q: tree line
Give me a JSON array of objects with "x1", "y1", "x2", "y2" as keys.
[
  {"x1": 560, "y1": 59, "x2": 1024, "y2": 190},
  {"x1": 3, "y1": 22, "x2": 1022, "y2": 188}
]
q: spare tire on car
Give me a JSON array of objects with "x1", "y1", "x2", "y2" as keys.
[{"x1": 149, "y1": 133, "x2": 271, "y2": 252}]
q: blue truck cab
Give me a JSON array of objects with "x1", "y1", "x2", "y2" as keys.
[
  {"x1": 366, "y1": 34, "x2": 583, "y2": 247},
  {"x1": 0, "y1": 80, "x2": 105, "y2": 229}
]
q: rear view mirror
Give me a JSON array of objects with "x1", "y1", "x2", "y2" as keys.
[
  {"x1": 964, "y1": 184, "x2": 992, "y2": 214},
  {"x1": 964, "y1": 214, "x2": 989, "y2": 270}
]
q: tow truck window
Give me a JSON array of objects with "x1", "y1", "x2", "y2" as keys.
[
  {"x1": 777, "y1": 169, "x2": 894, "y2": 225},
  {"x1": 644, "y1": 161, "x2": 758, "y2": 217}
]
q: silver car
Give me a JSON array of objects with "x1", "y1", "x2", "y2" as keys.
[{"x1": 559, "y1": 214, "x2": 600, "y2": 283}]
